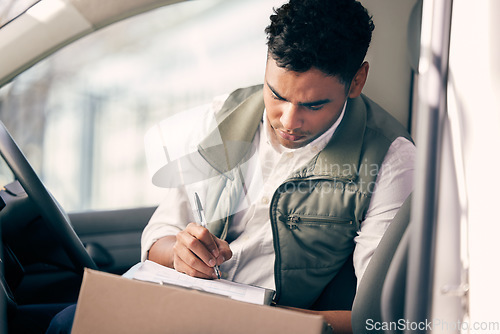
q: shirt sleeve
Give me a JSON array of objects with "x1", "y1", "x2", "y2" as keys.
[
  {"x1": 140, "y1": 187, "x2": 194, "y2": 261},
  {"x1": 352, "y1": 136, "x2": 416, "y2": 287}
]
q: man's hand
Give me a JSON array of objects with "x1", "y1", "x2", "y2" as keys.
[
  {"x1": 148, "y1": 223, "x2": 231, "y2": 279},
  {"x1": 173, "y1": 223, "x2": 231, "y2": 279}
]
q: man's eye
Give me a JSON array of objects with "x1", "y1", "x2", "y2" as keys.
[
  {"x1": 306, "y1": 105, "x2": 323, "y2": 111},
  {"x1": 271, "y1": 92, "x2": 283, "y2": 100}
]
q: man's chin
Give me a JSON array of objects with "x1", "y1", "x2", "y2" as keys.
[{"x1": 277, "y1": 137, "x2": 310, "y2": 149}]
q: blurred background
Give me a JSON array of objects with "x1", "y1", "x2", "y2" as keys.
[{"x1": 0, "y1": 0, "x2": 417, "y2": 213}]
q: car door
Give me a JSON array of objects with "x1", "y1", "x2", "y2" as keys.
[{"x1": 69, "y1": 206, "x2": 155, "y2": 275}]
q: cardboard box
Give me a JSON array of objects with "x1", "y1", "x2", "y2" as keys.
[{"x1": 72, "y1": 268, "x2": 331, "y2": 334}]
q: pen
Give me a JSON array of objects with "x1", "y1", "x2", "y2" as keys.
[{"x1": 194, "y1": 192, "x2": 221, "y2": 279}]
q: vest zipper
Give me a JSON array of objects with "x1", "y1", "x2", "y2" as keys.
[
  {"x1": 286, "y1": 214, "x2": 353, "y2": 229},
  {"x1": 286, "y1": 215, "x2": 300, "y2": 230},
  {"x1": 270, "y1": 184, "x2": 287, "y2": 304}
]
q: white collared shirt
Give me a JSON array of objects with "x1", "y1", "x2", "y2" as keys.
[{"x1": 141, "y1": 96, "x2": 415, "y2": 291}]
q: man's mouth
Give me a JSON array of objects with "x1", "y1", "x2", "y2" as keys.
[{"x1": 277, "y1": 130, "x2": 306, "y2": 142}]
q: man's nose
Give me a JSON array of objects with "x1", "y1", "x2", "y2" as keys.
[{"x1": 280, "y1": 104, "x2": 302, "y2": 130}]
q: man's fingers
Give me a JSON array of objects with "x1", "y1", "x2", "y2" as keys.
[
  {"x1": 173, "y1": 238, "x2": 218, "y2": 278},
  {"x1": 176, "y1": 229, "x2": 217, "y2": 269},
  {"x1": 173, "y1": 223, "x2": 232, "y2": 279},
  {"x1": 214, "y1": 238, "x2": 232, "y2": 266},
  {"x1": 185, "y1": 222, "x2": 220, "y2": 259},
  {"x1": 173, "y1": 253, "x2": 216, "y2": 279}
]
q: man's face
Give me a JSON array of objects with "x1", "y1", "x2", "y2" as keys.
[{"x1": 264, "y1": 58, "x2": 349, "y2": 149}]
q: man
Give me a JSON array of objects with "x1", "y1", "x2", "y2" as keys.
[
  {"x1": 47, "y1": 0, "x2": 414, "y2": 332},
  {"x1": 144, "y1": 0, "x2": 414, "y2": 332}
]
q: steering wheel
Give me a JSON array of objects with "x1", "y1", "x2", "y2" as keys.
[{"x1": 0, "y1": 120, "x2": 97, "y2": 274}]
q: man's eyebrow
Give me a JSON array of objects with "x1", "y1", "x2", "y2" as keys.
[
  {"x1": 267, "y1": 82, "x2": 288, "y2": 101},
  {"x1": 266, "y1": 81, "x2": 332, "y2": 106},
  {"x1": 299, "y1": 99, "x2": 332, "y2": 107}
]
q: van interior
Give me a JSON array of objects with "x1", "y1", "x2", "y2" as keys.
[{"x1": 1, "y1": 0, "x2": 499, "y2": 333}]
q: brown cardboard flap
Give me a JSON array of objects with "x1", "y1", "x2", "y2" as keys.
[{"x1": 72, "y1": 268, "x2": 329, "y2": 334}]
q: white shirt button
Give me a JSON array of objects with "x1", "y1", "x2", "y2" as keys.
[
  {"x1": 261, "y1": 196, "x2": 270, "y2": 204},
  {"x1": 286, "y1": 152, "x2": 294, "y2": 159}
]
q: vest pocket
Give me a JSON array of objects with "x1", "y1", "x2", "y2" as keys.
[
  {"x1": 275, "y1": 211, "x2": 357, "y2": 270},
  {"x1": 272, "y1": 211, "x2": 358, "y2": 307}
]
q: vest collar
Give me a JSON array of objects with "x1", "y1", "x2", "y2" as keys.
[
  {"x1": 198, "y1": 89, "x2": 265, "y2": 175},
  {"x1": 310, "y1": 96, "x2": 367, "y2": 181}
]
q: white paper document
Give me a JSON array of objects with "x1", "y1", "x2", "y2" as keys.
[{"x1": 133, "y1": 260, "x2": 274, "y2": 305}]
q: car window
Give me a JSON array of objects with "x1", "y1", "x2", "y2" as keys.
[
  {"x1": 0, "y1": 0, "x2": 283, "y2": 212},
  {"x1": 0, "y1": 0, "x2": 40, "y2": 27},
  {"x1": 0, "y1": 156, "x2": 14, "y2": 188}
]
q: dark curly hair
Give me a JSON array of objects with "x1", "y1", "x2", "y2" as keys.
[{"x1": 265, "y1": 0, "x2": 374, "y2": 86}]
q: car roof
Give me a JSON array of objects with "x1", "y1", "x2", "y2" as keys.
[{"x1": 0, "y1": 0, "x2": 182, "y2": 87}]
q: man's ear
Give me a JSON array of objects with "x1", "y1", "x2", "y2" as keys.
[{"x1": 348, "y1": 62, "x2": 369, "y2": 98}]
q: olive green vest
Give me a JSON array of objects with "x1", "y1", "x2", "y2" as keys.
[{"x1": 197, "y1": 85, "x2": 412, "y2": 308}]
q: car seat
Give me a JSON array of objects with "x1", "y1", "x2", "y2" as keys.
[{"x1": 351, "y1": 193, "x2": 412, "y2": 334}]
